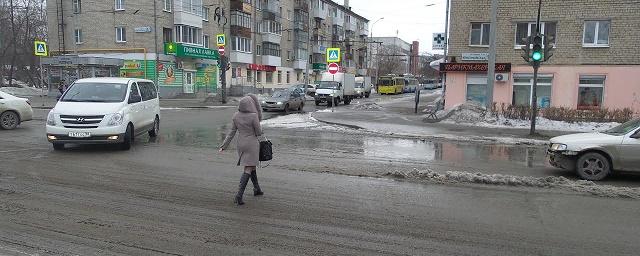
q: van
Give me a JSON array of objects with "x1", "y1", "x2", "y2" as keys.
[{"x1": 46, "y1": 78, "x2": 160, "y2": 150}]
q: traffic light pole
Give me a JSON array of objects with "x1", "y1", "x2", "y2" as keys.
[
  {"x1": 220, "y1": 55, "x2": 228, "y2": 104},
  {"x1": 529, "y1": 0, "x2": 543, "y2": 135}
]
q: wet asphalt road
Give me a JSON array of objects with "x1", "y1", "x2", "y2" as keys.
[{"x1": 1, "y1": 103, "x2": 640, "y2": 255}]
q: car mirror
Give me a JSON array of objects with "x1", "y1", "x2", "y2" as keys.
[
  {"x1": 129, "y1": 94, "x2": 142, "y2": 104},
  {"x1": 631, "y1": 130, "x2": 640, "y2": 139}
]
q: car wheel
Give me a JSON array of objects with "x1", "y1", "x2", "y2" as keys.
[
  {"x1": 327, "y1": 100, "x2": 333, "y2": 107},
  {"x1": 315, "y1": 101, "x2": 320, "y2": 106},
  {"x1": 148, "y1": 116, "x2": 160, "y2": 137},
  {"x1": 0, "y1": 111, "x2": 20, "y2": 130},
  {"x1": 53, "y1": 143, "x2": 65, "y2": 151},
  {"x1": 298, "y1": 102, "x2": 304, "y2": 111},
  {"x1": 334, "y1": 98, "x2": 340, "y2": 106},
  {"x1": 284, "y1": 104, "x2": 290, "y2": 114},
  {"x1": 576, "y1": 152, "x2": 611, "y2": 181},
  {"x1": 121, "y1": 124, "x2": 133, "y2": 150}
]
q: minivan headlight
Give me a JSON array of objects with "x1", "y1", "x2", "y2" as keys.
[
  {"x1": 107, "y1": 112, "x2": 124, "y2": 126},
  {"x1": 46, "y1": 111, "x2": 56, "y2": 126},
  {"x1": 550, "y1": 143, "x2": 567, "y2": 151}
]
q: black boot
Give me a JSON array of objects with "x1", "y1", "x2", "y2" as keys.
[
  {"x1": 234, "y1": 173, "x2": 251, "y2": 205},
  {"x1": 251, "y1": 170, "x2": 264, "y2": 196}
]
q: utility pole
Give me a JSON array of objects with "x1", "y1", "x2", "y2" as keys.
[
  {"x1": 441, "y1": 0, "x2": 450, "y2": 96},
  {"x1": 486, "y1": 0, "x2": 498, "y2": 109},
  {"x1": 153, "y1": 0, "x2": 159, "y2": 92}
]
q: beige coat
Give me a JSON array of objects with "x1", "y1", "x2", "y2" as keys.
[{"x1": 220, "y1": 96, "x2": 263, "y2": 166}]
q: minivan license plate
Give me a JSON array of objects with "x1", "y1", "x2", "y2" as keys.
[{"x1": 68, "y1": 132, "x2": 91, "y2": 138}]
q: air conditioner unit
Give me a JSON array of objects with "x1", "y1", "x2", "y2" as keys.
[{"x1": 495, "y1": 73, "x2": 509, "y2": 82}]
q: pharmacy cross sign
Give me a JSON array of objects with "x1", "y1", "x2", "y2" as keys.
[{"x1": 433, "y1": 33, "x2": 446, "y2": 50}]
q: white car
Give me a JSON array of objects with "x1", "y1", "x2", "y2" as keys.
[
  {"x1": 0, "y1": 90, "x2": 33, "y2": 130},
  {"x1": 547, "y1": 118, "x2": 640, "y2": 180},
  {"x1": 46, "y1": 78, "x2": 160, "y2": 150}
]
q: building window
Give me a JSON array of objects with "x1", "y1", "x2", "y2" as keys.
[
  {"x1": 256, "y1": 71, "x2": 262, "y2": 83},
  {"x1": 515, "y1": 22, "x2": 556, "y2": 46},
  {"x1": 262, "y1": 42, "x2": 281, "y2": 57},
  {"x1": 231, "y1": 11, "x2": 252, "y2": 29},
  {"x1": 175, "y1": 25, "x2": 202, "y2": 45},
  {"x1": 203, "y1": 35, "x2": 210, "y2": 48},
  {"x1": 288, "y1": 30, "x2": 292, "y2": 41},
  {"x1": 256, "y1": 45, "x2": 262, "y2": 55},
  {"x1": 115, "y1": 27, "x2": 126, "y2": 42},
  {"x1": 247, "y1": 69, "x2": 253, "y2": 82},
  {"x1": 163, "y1": 27, "x2": 173, "y2": 43},
  {"x1": 469, "y1": 23, "x2": 490, "y2": 46},
  {"x1": 277, "y1": 71, "x2": 282, "y2": 83},
  {"x1": 231, "y1": 37, "x2": 252, "y2": 53},
  {"x1": 286, "y1": 71, "x2": 290, "y2": 83},
  {"x1": 287, "y1": 50, "x2": 292, "y2": 60},
  {"x1": 583, "y1": 20, "x2": 610, "y2": 47},
  {"x1": 578, "y1": 75, "x2": 606, "y2": 110},
  {"x1": 115, "y1": 0, "x2": 124, "y2": 11},
  {"x1": 74, "y1": 29, "x2": 83, "y2": 44},
  {"x1": 203, "y1": 7, "x2": 209, "y2": 21},
  {"x1": 512, "y1": 75, "x2": 553, "y2": 108},
  {"x1": 466, "y1": 74, "x2": 487, "y2": 106},
  {"x1": 261, "y1": 20, "x2": 282, "y2": 35},
  {"x1": 73, "y1": 0, "x2": 81, "y2": 13},
  {"x1": 266, "y1": 71, "x2": 273, "y2": 83},
  {"x1": 164, "y1": 0, "x2": 172, "y2": 12},
  {"x1": 176, "y1": 0, "x2": 203, "y2": 16}
]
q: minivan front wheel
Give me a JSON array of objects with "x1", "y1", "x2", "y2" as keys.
[
  {"x1": 149, "y1": 116, "x2": 159, "y2": 137},
  {"x1": 121, "y1": 124, "x2": 133, "y2": 150},
  {"x1": 576, "y1": 152, "x2": 611, "y2": 181}
]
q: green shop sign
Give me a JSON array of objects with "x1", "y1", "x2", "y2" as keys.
[
  {"x1": 312, "y1": 63, "x2": 327, "y2": 70},
  {"x1": 164, "y1": 43, "x2": 219, "y2": 60}
]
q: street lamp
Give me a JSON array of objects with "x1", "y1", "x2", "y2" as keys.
[{"x1": 369, "y1": 17, "x2": 384, "y2": 78}]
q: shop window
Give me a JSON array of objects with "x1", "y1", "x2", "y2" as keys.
[
  {"x1": 466, "y1": 74, "x2": 487, "y2": 106},
  {"x1": 247, "y1": 70, "x2": 253, "y2": 82},
  {"x1": 286, "y1": 71, "x2": 290, "y2": 83},
  {"x1": 578, "y1": 75, "x2": 606, "y2": 110},
  {"x1": 257, "y1": 71, "x2": 262, "y2": 83},
  {"x1": 277, "y1": 71, "x2": 282, "y2": 83},
  {"x1": 266, "y1": 71, "x2": 273, "y2": 83},
  {"x1": 512, "y1": 74, "x2": 553, "y2": 108}
]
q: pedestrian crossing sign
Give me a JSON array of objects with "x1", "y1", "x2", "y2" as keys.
[
  {"x1": 216, "y1": 34, "x2": 226, "y2": 46},
  {"x1": 326, "y1": 48, "x2": 341, "y2": 63},
  {"x1": 34, "y1": 40, "x2": 47, "y2": 56}
]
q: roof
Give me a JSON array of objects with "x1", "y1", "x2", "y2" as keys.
[
  {"x1": 74, "y1": 77, "x2": 153, "y2": 84},
  {"x1": 324, "y1": 0, "x2": 369, "y2": 22}
]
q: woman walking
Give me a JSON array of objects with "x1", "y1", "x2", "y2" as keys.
[{"x1": 219, "y1": 95, "x2": 264, "y2": 205}]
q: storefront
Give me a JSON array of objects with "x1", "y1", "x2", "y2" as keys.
[
  {"x1": 442, "y1": 63, "x2": 640, "y2": 114},
  {"x1": 41, "y1": 55, "x2": 123, "y2": 96},
  {"x1": 157, "y1": 42, "x2": 220, "y2": 98}
]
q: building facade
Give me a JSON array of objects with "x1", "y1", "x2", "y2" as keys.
[
  {"x1": 46, "y1": 0, "x2": 370, "y2": 97},
  {"x1": 369, "y1": 37, "x2": 414, "y2": 77},
  {"x1": 444, "y1": 0, "x2": 640, "y2": 113}
]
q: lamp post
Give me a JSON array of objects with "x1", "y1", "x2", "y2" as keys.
[{"x1": 369, "y1": 17, "x2": 384, "y2": 78}]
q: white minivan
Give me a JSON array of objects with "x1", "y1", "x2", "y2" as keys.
[{"x1": 46, "y1": 78, "x2": 160, "y2": 150}]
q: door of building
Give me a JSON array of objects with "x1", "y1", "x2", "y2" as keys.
[{"x1": 184, "y1": 71, "x2": 195, "y2": 93}]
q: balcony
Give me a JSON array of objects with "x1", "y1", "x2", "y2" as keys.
[
  {"x1": 359, "y1": 27, "x2": 369, "y2": 37},
  {"x1": 293, "y1": 59, "x2": 307, "y2": 70},
  {"x1": 294, "y1": 0, "x2": 309, "y2": 11},
  {"x1": 262, "y1": 55, "x2": 281, "y2": 66},
  {"x1": 344, "y1": 22, "x2": 354, "y2": 32},
  {"x1": 262, "y1": 33, "x2": 282, "y2": 44},
  {"x1": 312, "y1": 7, "x2": 328, "y2": 19},
  {"x1": 230, "y1": 51, "x2": 253, "y2": 64},
  {"x1": 265, "y1": 0, "x2": 279, "y2": 14},
  {"x1": 332, "y1": 15, "x2": 344, "y2": 25}
]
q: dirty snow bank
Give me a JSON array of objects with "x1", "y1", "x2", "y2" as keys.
[
  {"x1": 262, "y1": 113, "x2": 354, "y2": 132},
  {"x1": 352, "y1": 102, "x2": 383, "y2": 111},
  {"x1": 0, "y1": 86, "x2": 45, "y2": 97},
  {"x1": 436, "y1": 103, "x2": 619, "y2": 132},
  {"x1": 387, "y1": 169, "x2": 640, "y2": 199}
]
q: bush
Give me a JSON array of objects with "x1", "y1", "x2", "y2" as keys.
[{"x1": 490, "y1": 103, "x2": 634, "y2": 123}]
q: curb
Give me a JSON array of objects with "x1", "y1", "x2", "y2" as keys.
[{"x1": 310, "y1": 113, "x2": 364, "y2": 130}]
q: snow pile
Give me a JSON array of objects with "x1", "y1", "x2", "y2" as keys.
[
  {"x1": 262, "y1": 113, "x2": 319, "y2": 128},
  {"x1": 0, "y1": 86, "x2": 44, "y2": 97},
  {"x1": 437, "y1": 103, "x2": 620, "y2": 132},
  {"x1": 387, "y1": 169, "x2": 640, "y2": 199},
  {"x1": 352, "y1": 102, "x2": 382, "y2": 111}
]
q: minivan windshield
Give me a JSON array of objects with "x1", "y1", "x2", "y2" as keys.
[
  {"x1": 318, "y1": 81, "x2": 339, "y2": 89},
  {"x1": 355, "y1": 82, "x2": 364, "y2": 88},
  {"x1": 61, "y1": 82, "x2": 128, "y2": 103},
  {"x1": 602, "y1": 118, "x2": 640, "y2": 135}
]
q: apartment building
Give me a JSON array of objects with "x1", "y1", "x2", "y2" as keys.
[
  {"x1": 46, "y1": 0, "x2": 225, "y2": 98},
  {"x1": 369, "y1": 37, "x2": 414, "y2": 76},
  {"x1": 443, "y1": 0, "x2": 640, "y2": 113},
  {"x1": 46, "y1": 0, "x2": 370, "y2": 97}
]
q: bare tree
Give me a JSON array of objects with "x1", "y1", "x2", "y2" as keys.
[
  {"x1": 418, "y1": 53, "x2": 440, "y2": 79},
  {"x1": 374, "y1": 45, "x2": 405, "y2": 76}
]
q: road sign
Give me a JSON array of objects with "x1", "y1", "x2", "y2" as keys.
[
  {"x1": 216, "y1": 34, "x2": 226, "y2": 46},
  {"x1": 218, "y1": 46, "x2": 225, "y2": 56},
  {"x1": 328, "y1": 63, "x2": 340, "y2": 74},
  {"x1": 432, "y1": 33, "x2": 445, "y2": 50},
  {"x1": 326, "y1": 48, "x2": 341, "y2": 63},
  {"x1": 34, "y1": 40, "x2": 47, "y2": 56}
]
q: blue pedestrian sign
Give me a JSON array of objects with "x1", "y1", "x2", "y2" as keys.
[
  {"x1": 216, "y1": 34, "x2": 226, "y2": 46},
  {"x1": 34, "y1": 40, "x2": 48, "y2": 56},
  {"x1": 326, "y1": 48, "x2": 341, "y2": 63}
]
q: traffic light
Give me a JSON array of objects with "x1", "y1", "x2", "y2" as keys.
[
  {"x1": 531, "y1": 34, "x2": 543, "y2": 63},
  {"x1": 520, "y1": 36, "x2": 532, "y2": 63},
  {"x1": 544, "y1": 35, "x2": 555, "y2": 62}
]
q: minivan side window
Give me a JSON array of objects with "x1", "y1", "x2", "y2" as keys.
[
  {"x1": 129, "y1": 83, "x2": 142, "y2": 103},
  {"x1": 147, "y1": 82, "x2": 158, "y2": 99},
  {"x1": 138, "y1": 82, "x2": 157, "y2": 101}
]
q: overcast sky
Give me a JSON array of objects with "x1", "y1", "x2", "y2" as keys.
[{"x1": 336, "y1": 0, "x2": 447, "y2": 54}]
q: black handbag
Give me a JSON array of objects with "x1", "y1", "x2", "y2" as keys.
[{"x1": 259, "y1": 139, "x2": 273, "y2": 162}]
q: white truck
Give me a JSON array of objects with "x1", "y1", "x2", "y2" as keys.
[
  {"x1": 314, "y1": 72, "x2": 356, "y2": 107},
  {"x1": 355, "y1": 76, "x2": 372, "y2": 98}
]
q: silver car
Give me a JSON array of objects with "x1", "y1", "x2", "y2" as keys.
[
  {"x1": 261, "y1": 89, "x2": 305, "y2": 113},
  {"x1": 547, "y1": 118, "x2": 640, "y2": 180}
]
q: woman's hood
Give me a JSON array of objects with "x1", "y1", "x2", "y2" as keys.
[{"x1": 238, "y1": 96, "x2": 257, "y2": 113}]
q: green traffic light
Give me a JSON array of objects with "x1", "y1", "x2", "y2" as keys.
[{"x1": 532, "y1": 51, "x2": 543, "y2": 61}]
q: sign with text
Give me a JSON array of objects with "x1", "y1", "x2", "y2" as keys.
[
  {"x1": 439, "y1": 63, "x2": 511, "y2": 72},
  {"x1": 164, "y1": 43, "x2": 219, "y2": 60},
  {"x1": 248, "y1": 64, "x2": 277, "y2": 72},
  {"x1": 326, "y1": 48, "x2": 341, "y2": 63},
  {"x1": 461, "y1": 53, "x2": 489, "y2": 61},
  {"x1": 432, "y1": 33, "x2": 446, "y2": 50}
]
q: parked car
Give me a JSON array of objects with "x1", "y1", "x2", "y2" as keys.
[
  {"x1": 290, "y1": 84, "x2": 316, "y2": 96},
  {"x1": 46, "y1": 78, "x2": 160, "y2": 150},
  {"x1": 261, "y1": 89, "x2": 305, "y2": 113},
  {"x1": 423, "y1": 82, "x2": 438, "y2": 90},
  {"x1": 547, "y1": 118, "x2": 640, "y2": 181},
  {"x1": 0, "y1": 91, "x2": 33, "y2": 130}
]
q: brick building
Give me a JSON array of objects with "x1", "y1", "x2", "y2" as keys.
[{"x1": 443, "y1": 0, "x2": 640, "y2": 113}]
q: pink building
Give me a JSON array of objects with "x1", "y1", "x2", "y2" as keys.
[{"x1": 443, "y1": 0, "x2": 640, "y2": 114}]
